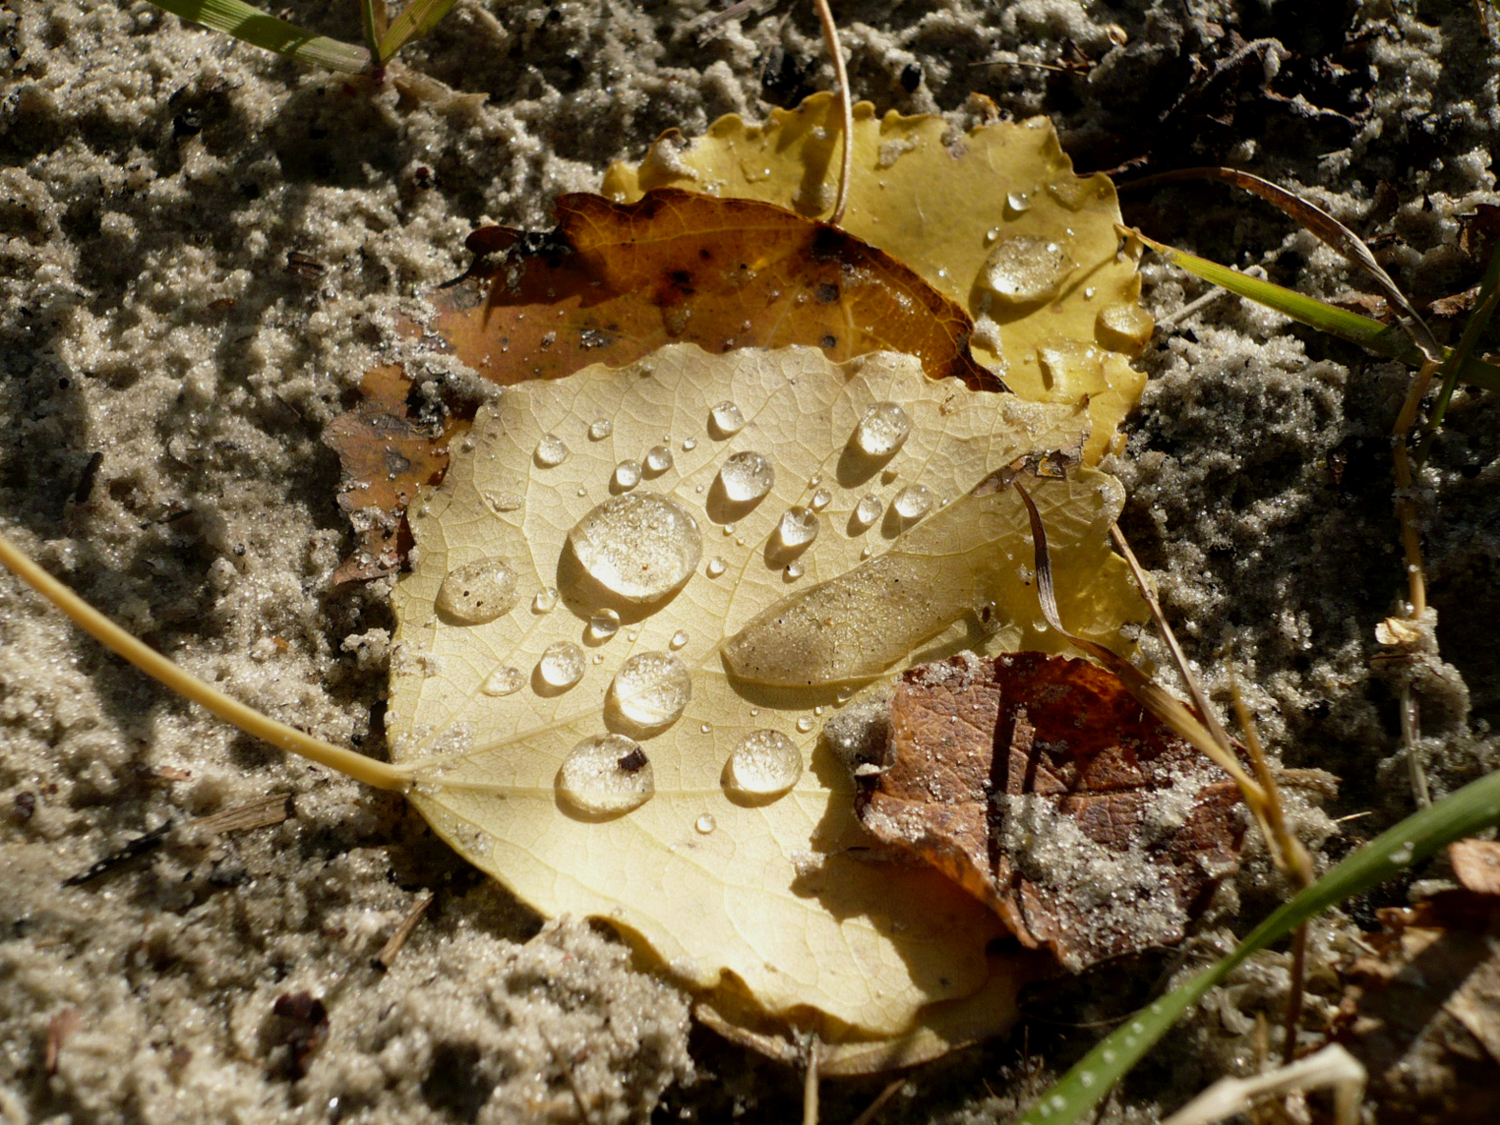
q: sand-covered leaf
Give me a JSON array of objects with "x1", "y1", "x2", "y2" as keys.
[
  {"x1": 860, "y1": 652, "x2": 1244, "y2": 972},
  {"x1": 388, "y1": 343, "x2": 1144, "y2": 1063},
  {"x1": 603, "y1": 93, "x2": 1152, "y2": 462}
]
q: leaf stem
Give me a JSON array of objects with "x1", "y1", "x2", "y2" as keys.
[
  {"x1": 811, "y1": 0, "x2": 853, "y2": 226},
  {"x1": 0, "y1": 527, "x2": 411, "y2": 792}
]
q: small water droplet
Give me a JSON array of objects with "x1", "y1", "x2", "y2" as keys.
[
  {"x1": 1389, "y1": 841, "x2": 1415, "y2": 866},
  {"x1": 722, "y1": 522, "x2": 735, "y2": 535},
  {"x1": 795, "y1": 716, "x2": 814, "y2": 733},
  {"x1": 717, "y1": 451, "x2": 775, "y2": 503},
  {"x1": 980, "y1": 235, "x2": 1076, "y2": 304},
  {"x1": 588, "y1": 608, "x2": 621, "y2": 640},
  {"x1": 538, "y1": 641, "x2": 585, "y2": 688},
  {"x1": 709, "y1": 400, "x2": 745, "y2": 438},
  {"x1": 809, "y1": 488, "x2": 832, "y2": 511},
  {"x1": 645, "y1": 445, "x2": 673, "y2": 473},
  {"x1": 608, "y1": 651, "x2": 691, "y2": 730},
  {"x1": 557, "y1": 734, "x2": 654, "y2": 815},
  {"x1": 860, "y1": 545, "x2": 873, "y2": 560},
  {"x1": 835, "y1": 687, "x2": 853, "y2": 704},
  {"x1": 706, "y1": 556, "x2": 726, "y2": 578},
  {"x1": 533, "y1": 586, "x2": 558, "y2": 613},
  {"x1": 984, "y1": 226, "x2": 1001, "y2": 245},
  {"x1": 699, "y1": 722, "x2": 712, "y2": 734},
  {"x1": 436, "y1": 558, "x2": 518, "y2": 624},
  {"x1": 1005, "y1": 190, "x2": 1031, "y2": 214},
  {"x1": 853, "y1": 494, "x2": 881, "y2": 527},
  {"x1": 724, "y1": 730, "x2": 802, "y2": 796},
  {"x1": 534, "y1": 433, "x2": 569, "y2": 467},
  {"x1": 669, "y1": 630, "x2": 689, "y2": 650},
  {"x1": 695, "y1": 813, "x2": 716, "y2": 834},
  {"x1": 569, "y1": 494, "x2": 703, "y2": 601},
  {"x1": 613, "y1": 459, "x2": 642, "y2": 490},
  {"x1": 892, "y1": 484, "x2": 933, "y2": 521},
  {"x1": 483, "y1": 490, "x2": 524, "y2": 514},
  {"x1": 681, "y1": 437, "x2": 698, "y2": 452},
  {"x1": 778, "y1": 506, "x2": 820, "y2": 549},
  {"x1": 588, "y1": 417, "x2": 613, "y2": 441},
  {"x1": 481, "y1": 665, "x2": 525, "y2": 696},
  {"x1": 783, "y1": 561, "x2": 805, "y2": 580},
  {"x1": 852, "y1": 402, "x2": 911, "y2": 458}
]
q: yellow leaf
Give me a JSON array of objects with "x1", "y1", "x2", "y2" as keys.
[
  {"x1": 603, "y1": 93, "x2": 1151, "y2": 462},
  {"x1": 388, "y1": 343, "x2": 1143, "y2": 1064}
]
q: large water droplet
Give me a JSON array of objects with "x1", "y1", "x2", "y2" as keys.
[
  {"x1": 853, "y1": 494, "x2": 882, "y2": 528},
  {"x1": 980, "y1": 235, "x2": 1076, "y2": 304},
  {"x1": 608, "y1": 651, "x2": 691, "y2": 731},
  {"x1": 535, "y1": 433, "x2": 569, "y2": 467},
  {"x1": 724, "y1": 730, "x2": 802, "y2": 796},
  {"x1": 481, "y1": 666, "x2": 525, "y2": 696},
  {"x1": 709, "y1": 400, "x2": 745, "y2": 437},
  {"x1": 588, "y1": 418, "x2": 613, "y2": 441},
  {"x1": 1096, "y1": 300, "x2": 1155, "y2": 351},
  {"x1": 613, "y1": 459, "x2": 642, "y2": 490},
  {"x1": 538, "y1": 641, "x2": 585, "y2": 688},
  {"x1": 778, "y1": 506, "x2": 820, "y2": 549},
  {"x1": 645, "y1": 445, "x2": 673, "y2": 473},
  {"x1": 569, "y1": 493, "x2": 703, "y2": 602},
  {"x1": 557, "y1": 734, "x2": 654, "y2": 815},
  {"x1": 717, "y1": 451, "x2": 775, "y2": 503},
  {"x1": 435, "y1": 558, "x2": 518, "y2": 624},
  {"x1": 852, "y1": 402, "x2": 911, "y2": 459}
]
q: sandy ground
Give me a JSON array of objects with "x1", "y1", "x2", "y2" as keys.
[{"x1": 3, "y1": 0, "x2": 1499, "y2": 1121}]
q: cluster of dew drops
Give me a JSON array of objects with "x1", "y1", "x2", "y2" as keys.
[{"x1": 431, "y1": 389, "x2": 925, "y2": 822}]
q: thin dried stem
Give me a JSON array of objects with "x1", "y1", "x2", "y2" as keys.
[
  {"x1": 801, "y1": 1034, "x2": 821, "y2": 1125},
  {"x1": 811, "y1": 0, "x2": 853, "y2": 225},
  {"x1": 848, "y1": 1078, "x2": 906, "y2": 1125},
  {"x1": 0, "y1": 528, "x2": 411, "y2": 792}
]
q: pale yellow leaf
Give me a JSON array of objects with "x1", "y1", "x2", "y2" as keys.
[
  {"x1": 603, "y1": 93, "x2": 1152, "y2": 462},
  {"x1": 388, "y1": 343, "x2": 1143, "y2": 1057}
]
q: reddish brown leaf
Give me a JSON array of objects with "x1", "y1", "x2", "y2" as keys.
[
  {"x1": 857, "y1": 651, "x2": 1244, "y2": 971},
  {"x1": 436, "y1": 188, "x2": 997, "y2": 392},
  {"x1": 324, "y1": 364, "x2": 456, "y2": 583},
  {"x1": 1451, "y1": 838, "x2": 1500, "y2": 897}
]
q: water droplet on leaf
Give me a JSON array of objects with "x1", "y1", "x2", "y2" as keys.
[
  {"x1": 810, "y1": 488, "x2": 832, "y2": 511},
  {"x1": 557, "y1": 734, "x2": 654, "y2": 815},
  {"x1": 717, "y1": 451, "x2": 775, "y2": 503},
  {"x1": 706, "y1": 556, "x2": 726, "y2": 578},
  {"x1": 569, "y1": 493, "x2": 703, "y2": 601},
  {"x1": 695, "y1": 813, "x2": 716, "y2": 834},
  {"x1": 778, "y1": 506, "x2": 820, "y2": 550},
  {"x1": 481, "y1": 665, "x2": 525, "y2": 696},
  {"x1": 588, "y1": 418, "x2": 613, "y2": 441},
  {"x1": 892, "y1": 484, "x2": 933, "y2": 521},
  {"x1": 980, "y1": 235, "x2": 1075, "y2": 304},
  {"x1": 589, "y1": 608, "x2": 622, "y2": 640},
  {"x1": 709, "y1": 400, "x2": 745, "y2": 437},
  {"x1": 539, "y1": 641, "x2": 585, "y2": 688},
  {"x1": 852, "y1": 402, "x2": 911, "y2": 459},
  {"x1": 535, "y1": 433, "x2": 569, "y2": 467},
  {"x1": 533, "y1": 586, "x2": 558, "y2": 613},
  {"x1": 614, "y1": 459, "x2": 642, "y2": 490},
  {"x1": 435, "y1": 557, "x2": 519, "y2": 624},
  {"x1": 645, "y1": 445, "x2": 673, "y2": 473},
  {"x1": 608, "y1": 651, "x2": 691, "y2": 731},
  {"x1": 724, "y1": 730, "x2": 802, "y2": 797},
  {"x1": 853, "y1": 494, "x2": 882, "y2": 528}
]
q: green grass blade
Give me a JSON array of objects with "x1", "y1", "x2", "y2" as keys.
[
  {"x1": 377, "y1": 0, "x2": 460, "y2": 61},
  {"x1": 146, "y1": 0, "x2": 370, "y2": 72},
  {"x1": 1015, "y1": 764, "x2": 1500, "y2": 1125},
  {"x1": 360, "y1": 0, "x2": 387, "y2": 59},
  {"x1": 1131, "y1": 229, "x2": 1500, "y2": 394}
]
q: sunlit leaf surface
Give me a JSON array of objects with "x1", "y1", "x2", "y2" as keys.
[{"x1": 388, "y1": 343, "x2": 1144, "y2": 1065}]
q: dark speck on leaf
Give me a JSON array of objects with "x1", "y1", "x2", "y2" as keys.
[
  {"x1": 815, "y1": 282, "x2": 839, "y2": 304},
  {"x1": 617, "y1": 748, "x2": 648, "y2": 773}
]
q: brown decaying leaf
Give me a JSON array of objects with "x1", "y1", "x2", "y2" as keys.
[
  {"x1": 330, "y1": 189, "x2": 993, "y2": 577},
  {"x1": 325, "y1": 364, "x2": 457, "y2": 583},
  {"x1": 859, "y1": 651, "x2": 1245, "y2": 972},
  {"x1": 441, "y1": 189, "x2": 995, "y2": 390},
  {"x1": 1331, "y1": 895, "x2": 1500, "y2": 1121}
]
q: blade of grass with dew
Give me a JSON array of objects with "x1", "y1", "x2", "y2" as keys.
[
  {"x1": 1415, "y1": 236, "x2": 1500, "y2": 467},
  {"x1": 1126, "y1": 228, "x2": 1500, "y2": 394},
  {"x1": 147, "y1": 0, "x2": 370, "y2": 72},
  {"x1": 377, "y1": 0, "x2": 461, "y2": 63},
  {"x1": 1014, "y1": 764, "x2": 1500, "y2": 1125}
]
